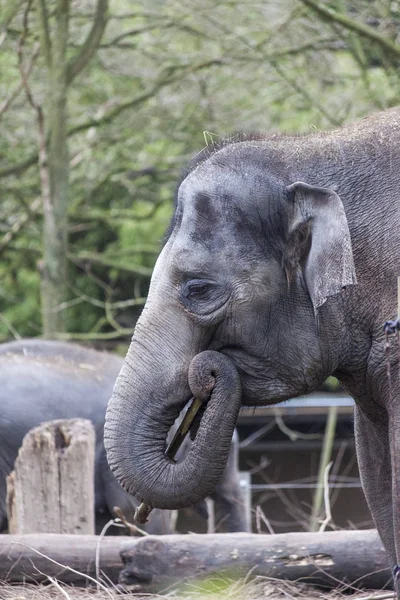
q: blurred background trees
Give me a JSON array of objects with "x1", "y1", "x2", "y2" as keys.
[{"x1": 1, "y1": 0, "x2": 399, "y2": 346}]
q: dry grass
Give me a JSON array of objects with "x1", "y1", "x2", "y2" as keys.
[{"x1": 0, "y1": 578, "x2": 392, "y2": 600}]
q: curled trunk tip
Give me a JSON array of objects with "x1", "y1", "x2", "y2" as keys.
[{"x1": 105, "y1": 350, "x2": 242, "y2": 510}]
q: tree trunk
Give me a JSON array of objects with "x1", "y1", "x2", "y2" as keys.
[
  {"x1": 38, "y1": 0, "x2": 70, "y2": 337},
  {"x1": 6, "y1": 419, "x2": 95, "y2": 534},
  {"x1": 120, "y1": 530, "x2": 391, "y2": 592}
]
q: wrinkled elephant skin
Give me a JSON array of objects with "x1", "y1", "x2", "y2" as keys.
[{"x1": 104, "y1": 107, "x2": 400, "y2": 595}]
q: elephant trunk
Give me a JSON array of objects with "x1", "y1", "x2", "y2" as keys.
[{"x1": 104, "y1": 345, "x2": 242, "y2": 510}]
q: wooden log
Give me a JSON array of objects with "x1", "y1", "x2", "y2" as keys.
[
  {"x1": 6, "y1": 419, "x2": 95, "y2": 534},
  {"x1": 0, "y1": 533, "x2": 134, "y2": 584},
  {"x1": 0, "y1": 530, "x2": 391, "y2": 590},
  {"x1": 120, "y1": 530, "x2": 392, "y2": 592}
]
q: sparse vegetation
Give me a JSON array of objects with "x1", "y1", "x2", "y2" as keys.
[{"x1": 0, "y1": 578, "x2": 393, "y2": 600}]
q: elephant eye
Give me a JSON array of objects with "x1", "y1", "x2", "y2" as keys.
[
  {"x1": 180, "y1": 278, "x2": 229, "y2": 318},
  {"x1": 182, "y1": 279, "x2": 212, "y2": 300}
]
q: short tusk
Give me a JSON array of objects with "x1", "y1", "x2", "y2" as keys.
[
  {"x1": 165, "y1": 397, "x2": 203, "y2": 458},
  {"x1": 134, "y1": 397, "x2": 204, "y2": 524}
]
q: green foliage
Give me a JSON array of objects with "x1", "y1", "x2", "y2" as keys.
[
  {"x1": 178, "y1": 574, "x2": 244, "y2": 596},
  {"x1": 0, "y1": 260, "x2": 41, "y2": 339},
  {"x1": 324, "y1": 376, "x2": 342, "y2": 392},
  {"x1": 0, "y1": 0, "x2": 399, "y2": 342}
]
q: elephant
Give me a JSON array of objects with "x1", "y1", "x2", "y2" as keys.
[
  {"x1": 0, "y1": 339, "x2": 247, "y2": 534},
  {"x1": 104, "y1": 107, "x2": 400, "y2": 594}
]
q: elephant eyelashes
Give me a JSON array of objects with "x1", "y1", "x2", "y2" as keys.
[
  {"x1": 181, "y1": 279, "x2": 213, "y2": 301},
  {"x1": 180, "y1": 279, "x2": 228, "y2": 316}
]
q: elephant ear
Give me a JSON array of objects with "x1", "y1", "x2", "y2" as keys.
[{"x1": 283, "y1": 181, "x2": 357, "y2": 312}]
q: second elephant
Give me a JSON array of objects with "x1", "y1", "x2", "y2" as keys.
[{"x1": 0, "y1": 339, "x2": 248, "y2": 534}]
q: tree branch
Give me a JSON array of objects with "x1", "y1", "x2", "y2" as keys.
[
  {"x1": 0, "y1": 0, "x2": 26, "y2": 36},
  {"x1": 69, "y1": 58, "x2": 224, "y2": 134},
  {"x1": 0, "y1": 154, "x2": 38, "y2": 179},
  {"x1": 270, "y1": 60, "x2": 342, "y2": 127},
  {"x1": 67, "y1": 283, "x2": 146, "y2": 310},
  {"x1": 0, "y1": 197, "x2": 41, "y2": 254},
  {"x1": 54, "y1": 0, "x2": 70, "y2": 64},
  {"x1": 0, "y1": 58, "x2": 223, "y2": 179},
  {"x1": 1, "y1": 186, "x2": 40, "y2": 217},
  {"x1": 299, "y1": 0, "x2": 400, "y2": 60},
  {"x1": 100, "y1": 23, "x2": 173, "y2": 48},
  {"x1": 55, "y1": 329, "x2": 133, "y2": 340},
  {"x1": 0, "y1": 43, "x2": 40, "y2": 120},
  {"x1": 75, "y1": 204, "x2": 163, "y2": 223},
  {"x1": 19, "y1": 2, "x2": 51, "y2": 248},
  {"x1": 66, "y1": 0, "x2": 108, "y2": 84},
  {"x1": 71, "y1": 251, "x2": 153, "y2": 278},
  {"x1": 36, "y1": 0, "x2": 52, "y2": 68},
  {"x1": 256, "y1": 37, "x2": 342, "y2": 58},
  {"x1": 18, "y1": 1, "x2": 39, "y2": 111}
]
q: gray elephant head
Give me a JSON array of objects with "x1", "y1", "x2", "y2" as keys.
[{"x1": 104, "y1": 140, "x2": 357, "y2": 511}]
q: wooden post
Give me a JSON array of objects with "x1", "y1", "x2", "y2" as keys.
[{"x1": 6, "y1": 419, "x2": 95, "y2": 534}]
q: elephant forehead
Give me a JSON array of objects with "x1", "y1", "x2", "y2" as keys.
[
  {"x1": 176, "y1": 198, "x2": 250, "y2": 256},
  {"x1": 177, "y1": 161, "x2": 280, "y2": 242},
  {"x1": 179, "y1": 166, "x2": 250, "y2": 219},
  {"x1": 169, "y1": 237, "x2": 227, "y2": 274}
]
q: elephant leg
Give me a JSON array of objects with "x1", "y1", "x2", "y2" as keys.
[
  {"x1": 143, "y1": 509, "x2": 175, "y2": 535},
  {"x1": 0, "y1": 489, "x2": 7, "y2": 532},
  {"x1": 211, "y1": 432, "x2": 249, "y2": 532},
  {"x1": 388, "y1": 400, "x2": 400, "y2": 597},
  {"x1": 354, "y1": 405, "x2": 396, "y2": 582},
  {"x1": 0, "y1": 510, "x2": 6, "y2": 533}
]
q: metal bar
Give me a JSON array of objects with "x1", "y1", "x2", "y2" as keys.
[
  {"x1": 310, "y1": 405, "x2": 338, "y2": 531},
  {"x1": 239, "y1": 421, "x2": 276, "y2": 448},
  {"x1": 251, "y1": 482, "x2": 362, "y2": 490}
]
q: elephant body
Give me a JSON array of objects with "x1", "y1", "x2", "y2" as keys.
[
  {"x1": 104, "y1": 107, "x2": 400, "y2": 594},
  {"x1": 0, "y1": 339, "x2": 247, "y2": 534}
]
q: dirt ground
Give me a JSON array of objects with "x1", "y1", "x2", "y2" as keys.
[{"x1": 0, "y1": 579, "x2": 393, "y2": 600}]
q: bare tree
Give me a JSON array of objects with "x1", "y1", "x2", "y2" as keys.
[{"x1": 32, "y1": 0, "x2": 108, "y2": 336}]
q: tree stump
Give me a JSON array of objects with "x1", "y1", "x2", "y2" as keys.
[{"x1": 6, "y1": 419, "x2": 95, "y2": 534}]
